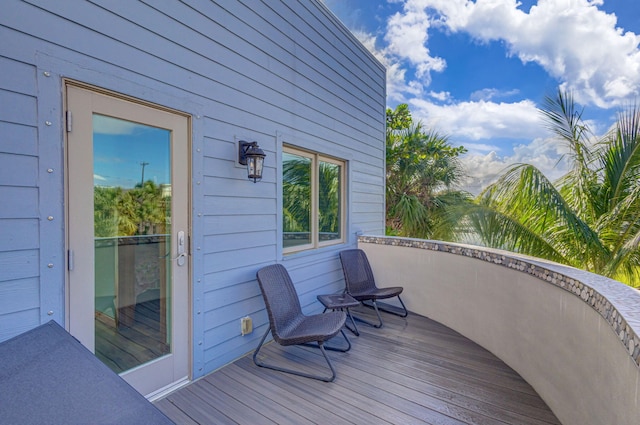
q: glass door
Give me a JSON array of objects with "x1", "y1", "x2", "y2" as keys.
[
  {"x1": 66, "y1": 84, "x2": 190, "y2": 396},
  {"x1": 93, "y1": 114, "x2": 173, "y2": 373}
]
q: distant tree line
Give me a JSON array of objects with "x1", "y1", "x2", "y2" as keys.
[{"x1": 94, "y1": 180, "x2": 170, "y2": 238}]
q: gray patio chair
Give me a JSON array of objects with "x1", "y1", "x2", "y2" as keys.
[
  {"x1": 339, "y1": 249, "x2": 408, "y2": 328},
  {"x1": 253, "y1": 263, "x2": 350, "y2": 382}
]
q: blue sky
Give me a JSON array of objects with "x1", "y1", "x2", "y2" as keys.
[
  {"x1": 93, "y1": 115, "x2": 170, "y2": 189},
  {"x1": 324, "y1": 0, "x2": 640, "y2": 193}
]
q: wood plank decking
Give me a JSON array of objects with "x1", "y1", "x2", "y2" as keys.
[
  {"x1": 155, "y1": 307, "x2": 561, "y2": 424},
  {"x1": 95, "y1": 298, "x2": 169, "y2": 373}
]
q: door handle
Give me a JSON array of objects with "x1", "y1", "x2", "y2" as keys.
[{"x1": 177, "y1": 230, "x2": 186, "y2": 266}]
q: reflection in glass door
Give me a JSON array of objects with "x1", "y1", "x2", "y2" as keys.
[{"x1": 93, "y1": 115, "x2": 172, "y2": 373}]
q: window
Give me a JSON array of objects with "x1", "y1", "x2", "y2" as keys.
[{"x1": 283, "y1": 146, "x2": 345, "y2": 253}]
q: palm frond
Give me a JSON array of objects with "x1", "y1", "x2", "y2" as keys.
[
  {"x1": 604, "y1": 227, "x2": 640, "y2": 287},
  {"x1": 478, "y1": 163, "x2": 606, "y2": 267},
  {"x1": 540, "y1": 89, "x2": 593, "y2": 162},
  {"x1": 394, "y1": 193, "x2": 431, "y2": 238},
  {"x1": 462, "y1": 203, "x2": 568, "y2": 263},
  {"x1": 539, "y1": 89, "x2": 598, "y2": 220},
  {"x1": 598, "y1": 105, "x2": 640, "y2": 208},
  {"x1": 429, "y1": 190, "x2": 475, "y2": 240}
]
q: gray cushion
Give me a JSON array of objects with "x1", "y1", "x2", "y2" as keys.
[{"x1": 0, "y1": 321, "x2": 174, "y2": 425}]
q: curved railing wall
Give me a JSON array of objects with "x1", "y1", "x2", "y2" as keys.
[{"x1": 359, "y1": 236, "x2": 640, "y2": 425}]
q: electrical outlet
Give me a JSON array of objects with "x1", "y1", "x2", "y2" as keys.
[{"x1": 241, "y1": 316, "x2": 253, "y2": 336}]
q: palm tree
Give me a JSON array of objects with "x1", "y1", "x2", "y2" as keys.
[
  {"x1": 282, "y1": 155, "x2": 311, "y2": 240},
  {"x1": 94, "y1": 181, "x2": 169, "y2": 237},
  {"x1": 318, "y1": 161, "x2": 341, "y2": 239},
  {"x1": 385, "y1": 105, "x2": 471, "y2": 240},
  {"x1": 130, "y1": 180, "x2": 169, "y2": 235},
  {"x1": 462, "y1": 90, "x2": 640, "y2": 287},
  {"x1": 94, "y1": 186, "x2": 121, "y2": 237}
]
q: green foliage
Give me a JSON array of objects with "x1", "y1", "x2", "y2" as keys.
[
  {"x1": 465, "y1": 89, "x2": 640, "y2": 287},
  {"x1": 282, "y1": 156, "x2": 311, "y2": 234},
  {"x1": 386, "y1": 103, "x2": 412, "y2": 131},
  {"x1": 94, "y1": 180, "x2": 170, "y2": 237},
  {"x1": 385, "y1": 104, "x2": 472, "y2": 239},
  {"x1": 282, "y1": 154, "x2": 342, "y2": 243},
  {"x1": 318, "y1": 161, "x2": 341, "y2": 235}
]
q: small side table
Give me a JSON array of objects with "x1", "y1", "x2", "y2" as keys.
[{"x1": 317, "y1": 293, "x2": 360, "y2": 336}]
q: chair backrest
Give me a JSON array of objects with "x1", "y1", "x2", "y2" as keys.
[
  {"x1": 256, "y1": 264, "x2": 303, "y2": 340},
  {"x1": 339, "y1": 249, "x2": 377, "y2": 294}
]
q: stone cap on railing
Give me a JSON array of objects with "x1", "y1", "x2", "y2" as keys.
[{"x1": 359, "y1": 235, "x2": 640, "y2": 368}]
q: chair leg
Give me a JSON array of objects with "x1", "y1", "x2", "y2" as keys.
[
  {"x1": 323, "y1": 306, "x2": 359, "y2": 337},
  {"x1": 304, "y1": 329, "x2": 351, "y2": 352},
  {"x1": 366, "y1": 295, "x2": 409, "y2": 318},
  {"x1": 362, "y1": 296, "x2": 408, "y2": 317},
  {"x1": 355, "y1": 295, "x2": 409, "y2": 328},
  {"x1": 345, "y1": 308, "x2": 359, "y2": 336},
  {"x1": 351, "y1": 302, "x2": 384, "y2": 328},
  {"x1": 253, "y1": 328, "x2": 338, "y2": 382}
]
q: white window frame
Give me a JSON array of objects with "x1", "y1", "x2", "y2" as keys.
[{"x1": 283, "y1": 145, "x2": 346, "y2": 254}]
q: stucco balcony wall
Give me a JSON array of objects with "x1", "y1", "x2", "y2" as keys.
[{"x1": 359, "y1": 236, "x2": 640, "y2": 425}]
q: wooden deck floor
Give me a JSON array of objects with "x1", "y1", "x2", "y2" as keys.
[
  {"x1": 155, "y1": 307, "x2": 561, "y2": 424},
  {"x1": 96, "y1": 298, "x2": 169, "y2": 373}
]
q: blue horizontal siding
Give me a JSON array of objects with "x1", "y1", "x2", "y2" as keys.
[
  {"x1": 0, "y1": 187, "x2": 38, "y2": 218},
  {"x1": 204, "y1": 231, "x2": 277, "y2": 254},
  {"x1": 203, "y1": 215, "x2": 276, "y2": 236},
  {"x1": 0, "y1": 309, "x2": 40, "y2": 341},
  {"x1": 0, "y1": 0, "x2": 386, "y2": 382},
  {"x1": 0, "y1": 153, "x2": 38, "y2": 187},
  {"x1": 0, "y1": 2, "x2": 44, "y2": 341},
  {"x1": 204, "y1": 281, "x2": 262, "y2": 312},
  {"x1": 203, "y1": 196, "x2": 277, "y2": 216},
  {"x1": 203, "y1": 246, "x2": 277, "y2": 275},
  {"x1": 0, "y1": 122, "x2": 38, "y2": 156},
  {"x1": 202, "y1": 267, "x2": 269, "y2": 293},
  {"x1": 203, "y1": 297, "x2": 267, "y2": 332},
  {"x1": 0, "y1": 219, "x2": 38, "y2": 251},
  {"x1": 0, "y1": 278, "x2": 39, "y2": 315},
  {"x1": 0, "y1": 56, "x2": 37, "y2": 95},
  {"x1": 0, "y1": 91, "x2": 36, "y2": 126},
  {"x1": 0, "y1": 250, "x2": 39, "y2": 282}
]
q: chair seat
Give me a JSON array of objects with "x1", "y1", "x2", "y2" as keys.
[
  {"x1": 339, "y1": 249, "x2": 408, "y2": 328},
  {"x1": 276, "y1": 311, "x2": 346, "y2": 346},
  {"x1": 254, "y1": 263, "x2": 349, "y2": 381},
  {"x1": 350, "y1": 286, "x2": 403, "y2": 301}
]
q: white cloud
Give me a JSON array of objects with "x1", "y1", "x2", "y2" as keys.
[
  {"x1": 403, "y1": 97, "x2": 570, "y2": 195},
  {"x1": 428, "y1": 90, "x2": 451, "y2": 101},
  {"x1": 459, "y1": 136, "x2": 570, "y2": 194},
  {"x1": 93, "y1": 114, "x2": 139, "y2": 135},
  {"x1": 462, "y1": 142, "x2": 503, "y2": 153},
  {"x1": 338, "y1": 1, "x2": 629, "y2": 196},
  {"x1": 470, "y1": 88, "x2": 520, "y2": 102},
  {"x1": 352, "y1": 30, "x2": 418, "y2": 102},
  {"x1": 351, "y1": 0, "x2": 640, "y2": 111},
  {"x1": 418, "y1": 0, "x2": 640, "y2": 107},
  {"x1": 409, "y1": 98, "x2": 544, "y2": 140},
  {"x1": 385, "y1": 4, "x2": 446, "y2": 84}
]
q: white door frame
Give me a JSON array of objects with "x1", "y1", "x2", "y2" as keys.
[{"x1": 65, "y1": 81, "x2": 191, "y2": 396}]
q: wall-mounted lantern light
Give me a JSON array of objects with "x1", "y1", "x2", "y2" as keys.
[{"x1": 238, "y1": 141, "x2": 266, "y2": 183}]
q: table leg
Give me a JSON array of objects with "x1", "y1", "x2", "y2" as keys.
[{"x1": 345, "y1": 308, "x2": 359, "y2": 336}]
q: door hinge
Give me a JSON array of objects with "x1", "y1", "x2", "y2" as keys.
[
  {"x1": 66, "y1": 110, "x2": 72, "y2": 132},
  {"x1": 67, "y1": 249, "x2": 74, "y2": 271}
]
